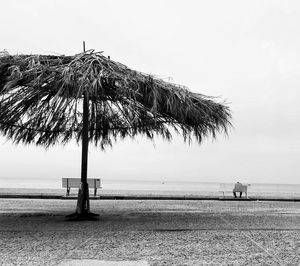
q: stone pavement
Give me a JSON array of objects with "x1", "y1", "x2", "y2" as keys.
[{"x1": 0, "y1": 199, "x2": 299, "y2": 265}]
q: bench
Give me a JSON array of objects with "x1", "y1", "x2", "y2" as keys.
[
  {"x1": 219, "y1": 183, "x2": 250, "y2": 198},
  {"x1": 62, "y1": 178, "x2": 101, "y2": 197}
]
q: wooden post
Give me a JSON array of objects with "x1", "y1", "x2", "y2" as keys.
[
  {"x1": 76, "y1": 41, "x2": 90, "y2": 215},
  {"x1": 81, "y1": 82, "x2": 89, "y2": 186},
  {"x1": 68, "y1": 41, "x2": 98, "y2": 220},
  {"x1": 82, "y1": 41, "x2": 88, "y2": 186},
  {"x1": 83, "y1": 41, "x2": 86, "y2": 54}
]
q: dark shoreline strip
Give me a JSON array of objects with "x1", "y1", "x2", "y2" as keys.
[{"x1": 0, "y1": 194, "x2": 299, "y2": 202}]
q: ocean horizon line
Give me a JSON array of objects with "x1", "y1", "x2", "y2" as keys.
[{"x1": 0, "y1": 177, "x2": 300, "y2": 186}]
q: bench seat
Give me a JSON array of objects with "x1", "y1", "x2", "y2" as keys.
[
  {"x1": 219, "y1": 183, "x2": 250, "y2": 198},
  {"x1": 62, "y1": 177, "x2": 101, "y2": 197}
]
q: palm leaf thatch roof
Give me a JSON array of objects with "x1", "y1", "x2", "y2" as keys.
[{"x1": 0, "y1": 50, "x2": 231, "y2": 148}]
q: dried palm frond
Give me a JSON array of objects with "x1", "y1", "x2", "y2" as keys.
[{"x1": 0, "y1": 50, "x2": 231, "y2": 148}]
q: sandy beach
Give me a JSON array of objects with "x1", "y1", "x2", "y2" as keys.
[{"x1": 0, "y1": 198, "x2": 299, "y2": 265}]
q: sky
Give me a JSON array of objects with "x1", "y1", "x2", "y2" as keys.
[{"x1": 0, "y1": 0, "x2": 300, "y2": 185}]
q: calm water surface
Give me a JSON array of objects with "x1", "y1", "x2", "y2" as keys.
[{"x1": 0, "y1": 177, "x2": 299, "y2": 196}]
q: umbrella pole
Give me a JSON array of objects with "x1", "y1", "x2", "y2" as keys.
[
  {"x1": 81, "y1": 40, "x2": 89, "y2": 210},
  {"x1": 67, "y1": 41, "x2": 98, "y2": 220},
  {"x1": 67, "y1": 91, "x2": 95, "y2": 220},
  {"x1": 76, "y1": 91, "x2": 90, "y2": 214},
  {"x1": 67, "y1": 90, "x2": 98, "y2": 220}
]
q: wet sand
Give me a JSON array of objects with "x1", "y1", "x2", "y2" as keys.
[{"x1": 0, "y1": 199, "x2": 299, "y2": 265}]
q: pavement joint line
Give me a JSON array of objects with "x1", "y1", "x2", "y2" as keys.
[
  {"x1": 149, "y1": 228, "x2": 300, "y2": 232},
  {"x1": 48, "y1": 232, "x2": 98, "y2": 266},
  {"x1": 0, "y1": 228, "x2": 300, "y2": 233},
  {"x1": 60, "y1": 231, "x2": 97, "y2": 261},
  {"x1": 219, "y1": 216, "x2": 285, "y2": 266},
  {"x1": 0, "y1": 229, "x2": 93, "y2": 232},
  {"x1": 196, "y1": 200, "x2": 286, "y2": 266}
]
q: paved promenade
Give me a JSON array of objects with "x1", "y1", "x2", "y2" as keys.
[{"x1": 0, "y1": 199, "x2": 299, "y2": 265}]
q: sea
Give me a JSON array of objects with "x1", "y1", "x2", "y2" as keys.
[{"x1": 0, "y1": 177, "x2": 300, "y2": 198}]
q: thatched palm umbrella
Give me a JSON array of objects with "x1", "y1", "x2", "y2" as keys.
[{"x1": 0, "y1": 48, "x2": 231, "y2": 220}]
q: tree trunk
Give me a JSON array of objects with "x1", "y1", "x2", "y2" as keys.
[
  {"x1": 67, "y1": 91, "x2": 98, "y2": 220},
  {"x1": 67, "y1": 42, "x2": 98, "y2": 220},
  {"x1": 76, "y1": 90, "x2": 90, "y2": 215},
  {"x1": 76, "y1": 181, "x2": 90, "y2": 214}
]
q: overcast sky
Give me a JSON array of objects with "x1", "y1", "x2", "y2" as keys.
[{"x1": 1, "y1": 0, "x2": 300, "y2": 185}]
